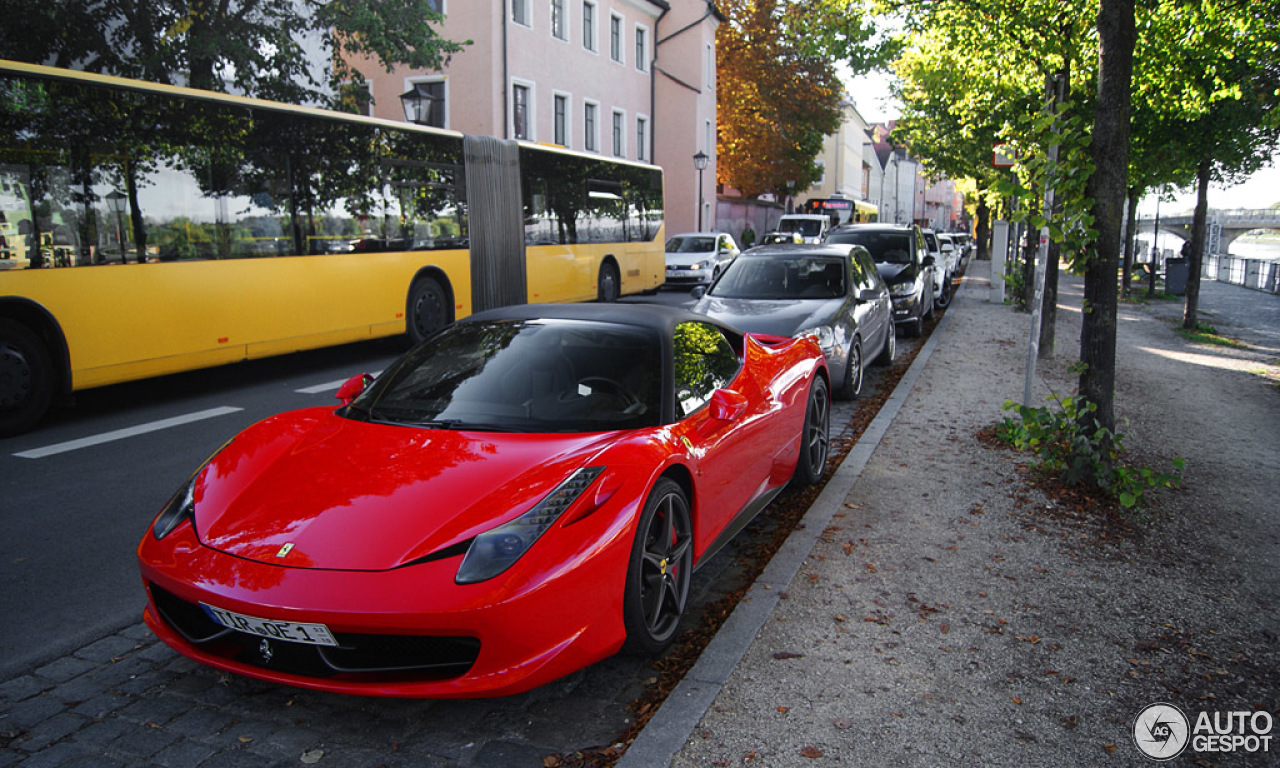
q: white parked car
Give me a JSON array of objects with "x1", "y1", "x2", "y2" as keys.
[
  {"x1": 775, "y1": 214, "x2": 831, "y2": 244},
  {"x1": 920, "y1": 228, "x2": 951, "y2": 309},
  {"x1": 664, "y1": 232, "x2": 741, "y2": 287}
]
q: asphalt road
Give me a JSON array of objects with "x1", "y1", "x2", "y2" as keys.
[{"x1": 0, "y1": 337, "x2": 407, "y2": 681}]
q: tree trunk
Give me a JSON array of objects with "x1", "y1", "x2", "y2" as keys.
[
  {"x1": 1078, "y1": 0, "x2": 1136, "y2": 437},
  {"x1": 1183, "y1": 158, "x2": 1211, "y2": 329},
  {"x1": 976, "y1": 192, "x2": 990, "y2": 260}
]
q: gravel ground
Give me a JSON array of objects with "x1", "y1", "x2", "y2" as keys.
[{"x1": 666, "y1": 261, "x2": 1280, "y2": 766}]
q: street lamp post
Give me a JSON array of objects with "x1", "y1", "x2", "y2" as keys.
[{"x1": 693, "y1": 151, "x2": 709, "y2": 232}]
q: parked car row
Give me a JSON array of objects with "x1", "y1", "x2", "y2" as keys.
[{"x1": 662, "y1": 220, "x2": 969, "y2": 406}]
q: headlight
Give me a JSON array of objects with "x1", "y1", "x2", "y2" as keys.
[
  {"x1": 151, "y1": 439, "x2": 232, "y2": 540},
  {"x1": 688, "y1": 262, "x2": 704, "y2": 271},
  {"x1": 800, "y1": 325, "x2": 836, "y2": 352},
  {"x1": 455, "y1": 466, "x2": 605, "y2": 584},
  {"x1": 889, "y1": 281, "x2": 915, "y2": 297},
  {"x1": 152, "y1": 475, "x2": 197, "y2": 539}
]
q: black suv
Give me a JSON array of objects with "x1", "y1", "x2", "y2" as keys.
[{"x1": 825, "y1": 223, "x2": 936, "y2": 337}]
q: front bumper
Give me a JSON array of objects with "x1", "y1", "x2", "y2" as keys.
[
  {"x1": 890, "y1": 293, "x2": 922, "y2": 323},
  {"x1": 664, "y1": 267, "x2": 714, "y2": 285},
  {"x1": 137, "y1": 499, "x2": 638, "y2": 698}
]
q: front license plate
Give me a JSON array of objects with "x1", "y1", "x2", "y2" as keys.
[{"x1": 200, "y1": 603, "x2": 338, "y2": 646}]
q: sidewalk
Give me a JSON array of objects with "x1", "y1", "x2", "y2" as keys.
[{"x1": 626, "y1": 259, "x2": 1280, "y2": 766}]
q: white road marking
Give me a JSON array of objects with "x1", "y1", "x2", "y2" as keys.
[
  {"x1": 14, "y1": 406, "x2": 244, "y2": 459},
  {"x1": 295, "y1": 371, "x2": 381, "y2": 395}
]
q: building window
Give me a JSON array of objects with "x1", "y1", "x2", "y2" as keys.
[
  {"x1": 582, "y1": 1, "x2": 597, "y2": 51},
  {"x1": 815, "y1": 159, "x2": 826, "y2": 185},
  {"x1": 705, "y1": 120, "x2": 714, "y2": 161},
  {"x1": 554, "y1": 93, "x2": 569, "y2": 147},
  {"x1": 634, "y1": 26, "x2": 648, "y2": 71},
  {"x1": 636, "y1": 116, "x2": 648, "y2": 162},
  {"x1": 513, "y1": 83, "x2": 531, "y2": 140},
  {"x1": 705, "y1": 43, "x2": 713, "y2": 89},
  {"x1": 612, "y1": 109, "x2": 625, "y2": 158},
  {"x1": 610, "y1": 13, "x2": 623, "y2": 63},
  {"x1": 551, "y1": 0, "x2": 567, "y2": 40},
  {"x1": 584, "y1": 101, "x2": 598, "y2": 152},
  {"x1": 512, "y1": 0, "x2": 530, "y2": 27}
]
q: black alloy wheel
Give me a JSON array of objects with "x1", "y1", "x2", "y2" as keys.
[
  {"x1": 839, "y1": 339, "x2": 863, "y2": 400},
  {"x1": 597, "y1": 261, "x2": 621, "y2": 303},
  {"x1": 792, "y1": 375, "x2": 830, "y2": 485},
  {"x1": 407, "y1": 277, "x2": 448, "y2": 346},
  {"x1": 622, "y1": 478, "x2": 693, "y2": 654},
  {"x1": 0, "y1": 319, "x2": 54, "y2": 437}
]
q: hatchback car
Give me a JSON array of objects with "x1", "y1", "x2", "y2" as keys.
[
  {"x1": 691, "y1": 244, "x2": 895, "y2": 399},
  {"x1": 825, "y1": 224, "x2": 935, "y2": 337},
  {"x1": 664, "y1": 232, "x2": 741, "y2": 287}
]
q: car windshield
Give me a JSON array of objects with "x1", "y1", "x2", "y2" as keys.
[
  {"x1": 826, "y1": 230, "x2": 913, "y2": 265},
  {"x1": 346, "y1": 319, "x2": 662, "y2": 432},
  {"x1": 777, "y1": 219, "x2": 824, "y2": 237},
  {"x1": 710, "y1": 257, "x2": 846, "y2": 300},
  {"x1": 667, "y1": 236, "x2": 716, "y2": 253}
]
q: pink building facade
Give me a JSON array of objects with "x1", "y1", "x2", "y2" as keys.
[{"x1": 353, "y1": 1, "x2": 721, "y2": 236}]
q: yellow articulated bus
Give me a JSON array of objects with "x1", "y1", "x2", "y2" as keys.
[{"x1": 0, "y1": 61, "x2": 665, "y2": 435}]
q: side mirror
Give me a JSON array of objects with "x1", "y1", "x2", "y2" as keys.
[
  {"x1": 856, "y1": 288, "x2": 881, "y2": 302},
  {"x1": 709, "y1": 388, "x2": 749, "y2": 422},
  {"x1": 336, "y1": 373, "x2": 374, "y2": 405},
  {"x1": 921, "y1": 254, "x2": 936, "y2": 267},
  {"x1": 691, "y1": 286, "x2": 707, "y2": 299}
]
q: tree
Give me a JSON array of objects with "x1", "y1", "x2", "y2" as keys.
[
  {"x1": 0, "y1": 0, "x2": 467, "y2": 108},
  {"x1": 1077, "y1": 0, "x2": 1135, "y2": 438},
  {"x1": 716, "y1": 0, "x2": 886, "y2": 198},
  {"x1": 1132, "y1": 0, "x2": 1280, "y2": 329}
]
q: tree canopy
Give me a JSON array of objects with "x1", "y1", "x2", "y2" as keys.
[
  {"x1": 716, "y1": 0, "x2": 890, "y2": 198},
  {"x1": 0, "y1": 0, "x2": 467, "y2": 108}
]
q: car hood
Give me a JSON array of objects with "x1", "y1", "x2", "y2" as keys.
[
  {"x1": 192, "y1": 408, "x2": 616, "y2": 571},
  {"x1": 694, "y1": 295, "x2": 843, "y2": 337},
  {"x1": 875, "y1": 262, "x2": 916, "y2": 285}
]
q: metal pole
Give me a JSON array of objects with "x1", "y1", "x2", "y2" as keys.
[
  {"x1": 696, "y1": 166, "x2": 704, "y2": 231},
  {"x1": 1024, "y1": 74, "x2": 1064, "y2": 408}
]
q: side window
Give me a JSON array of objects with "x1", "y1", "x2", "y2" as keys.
[{"x1": 673, "y1": 321, "x2": 741, "y2": 418}]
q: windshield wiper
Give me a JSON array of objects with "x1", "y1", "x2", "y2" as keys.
[{"x1": 418, "y1": 419, "x2": 524, "y2": 433}]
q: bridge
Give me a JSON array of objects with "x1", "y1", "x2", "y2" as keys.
[{"x1": 1135, "y1": 208, "x2": 1280, "y2": 253}]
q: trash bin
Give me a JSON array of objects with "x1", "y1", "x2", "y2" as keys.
[{"x1": 1165, "y1": 257, "x2": 1188, "y2": 295}]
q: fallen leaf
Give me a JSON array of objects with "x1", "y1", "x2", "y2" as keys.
[
  {"x1": 772, "y1": 651, "x2": 805, "y2": 660},
  {"x1": 800, "y1": 746, "x2": 824, "y2": 758},
  {"x1": 238, "y1": 736, "x2": 253, "y2": 743},
  {"x1": 1103, "y1": 743, "x2": 1116, "y2": 754},
  {"x1": 301, "y1": 749, "x2": 324, "y2": 765},
  {"x1": 1012, "y1": 697, "x2": 1022, "y2": 705},
  {"x1": 940, "y1": 624, "x2": 950, "y2": 633},
  {"x1": 777, "y1": 706, "x2": 790, "y2": 713}
]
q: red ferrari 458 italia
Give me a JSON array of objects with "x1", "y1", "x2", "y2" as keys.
[{"x1": 137, "y1": 303, "x2": 830, "y2": 697}]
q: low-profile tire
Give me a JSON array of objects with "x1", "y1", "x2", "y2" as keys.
[
  {"x1": 406, "y1": 276, "x2": 449, "y2": 346},
  {"x1": 934, "y1": 272, "x2": 952, "y2": 309},
  {"x1": 792, "y1": 376, "x2": 830, "y2": 485},
  {"x1": 837, "y1": 339, "x2": 863, "y2": 400},
  {"x1": 597, "y1": 260, "x2": 621, "y2": 303},
  {"x1": 622, "y1": 478, "x2": 693, "y2": 655},
  {"x1": 875, "y1": 323, "x2": 897, "y2": 366},
  {"x1": 0, "y1": 319, "x2": 55, "y2": 437}
]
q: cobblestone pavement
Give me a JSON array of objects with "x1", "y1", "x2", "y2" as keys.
[{"x1": 0, "y1": 313, "x2": 930, "y2": 768}]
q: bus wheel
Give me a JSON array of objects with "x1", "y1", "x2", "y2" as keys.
[
  {"x1": 0, "y1": 319, "x2": 54, "y2": 437},
  {"x1": 597, "y1": 261, "x2": 620, "y2": 303},
  {"x1": 407, "y1": 277, "x2": 448, "y2": 346}
]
